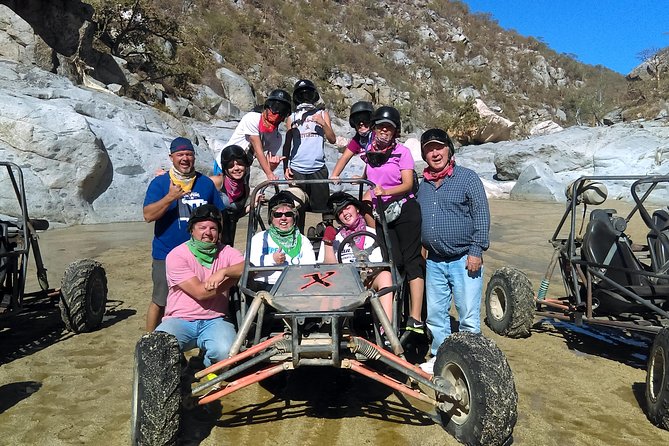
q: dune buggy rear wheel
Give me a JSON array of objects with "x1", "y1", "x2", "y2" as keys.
[
  {"x1": 58, "y1": 259, "x2": 107, "y2": 333},
  {"x1": 646, "y1": 328, "x2": 669, "y2": 430},
  {"x1": 433, "y1": 332, "x2": 517, "y2": 446},
  {"x1": 484, "y1": 267, "x2": 535, "y2": 338},
  {"x1": 131, "y1": 332, "x2": 182, "y2": 446}
]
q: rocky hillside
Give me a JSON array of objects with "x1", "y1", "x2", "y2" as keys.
[
  {"x1": 1, "y1": 0, "x2": 669, "y2": 226},
  {"x1": 7, "y1": 0, "x2": 665, "y2": 144}
]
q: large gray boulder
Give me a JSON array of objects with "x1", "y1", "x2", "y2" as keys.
[
  {"x1": 490, "y1": 122, "x2": 669, "y2": 201},
  {"x1": 0, "y1": 4, "x2": 52, "y2": 69},
  {"x1": 0, "y1": 59, "x2": 219, "y2": 225},
  {"x1": 510, "y1": 162, "x2": 564, "y2": 202},
  {"x1": 215, "y1": 67, "x2": 256, "y2": 112}
]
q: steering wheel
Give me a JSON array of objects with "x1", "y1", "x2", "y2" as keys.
[{"x1": 336, "y1": 231, "x2": 388, "y2": 264}]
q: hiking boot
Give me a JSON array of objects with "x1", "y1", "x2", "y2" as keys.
[
  {"x1": 419, "y1": 357, "x2": 436, "y2": 375},
  {"x1": 404, "y1": 317, "x2": 425, "y2": 335}
]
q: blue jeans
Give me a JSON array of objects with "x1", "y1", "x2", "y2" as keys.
[
  {"x1": 425, "y1": 255, "x2": 483, "y2": 356},
  {"x1": 156, "y1": 317, "x2": 237, "y2": 367}
]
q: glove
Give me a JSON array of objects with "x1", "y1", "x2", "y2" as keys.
[{"x1": 323, "y1": 226, "x2": 338, "y2": 246}]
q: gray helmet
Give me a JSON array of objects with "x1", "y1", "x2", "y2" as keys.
[
  {"x1": 371, "y1": 105, "x2": 401, "y2": 134},
  {"x1": 349, "y1": 101, "x2": 374, "y2": 128},
  {"x1": 293, "y1": 79, "x2": 320, "y2": 105}
]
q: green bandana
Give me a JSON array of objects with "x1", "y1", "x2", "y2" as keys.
[
  {"x1": 186, "y1": 238, "x2": 218, "y2": 268},
  {"x1": 268, "y1": 225, "x2": 302, "y2": 259}
]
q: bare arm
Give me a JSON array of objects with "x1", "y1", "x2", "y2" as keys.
[
  {"x1": 209, "y1": 173, "x2": 223, "y2": 190},
  {"x1": 331, "y1": 148, "x2": 356, "y2": 178},
  {"x1": 143, "y1": 182, "x2": 186, "y2": 222},
  {"x1": 175, "y1": 261, "x2": 244, "y2": 301},
  {"x1": 248, "y1": 135, "x2": 278, "y2": 181},
  {"x1": 322, "y1": 243, "x2": 337, "y2": 264},
  {"x1": 314, "y1": 110, "x2": 336, "y2": 144},
  {"x1": 283, "y1": 126, "x2": 294, "y2": 179}
]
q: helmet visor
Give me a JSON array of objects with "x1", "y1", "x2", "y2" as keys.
[
  {"x1": 191, "y1": 205, "x2": 222, "y2": 222},
  {"x1": 266, "y1": 99, "x2": 291, "y2": 117}
]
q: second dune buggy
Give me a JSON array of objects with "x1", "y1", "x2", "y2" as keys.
[{"x1": 484, "y1": 175, "x2": 669, "y2": 430}]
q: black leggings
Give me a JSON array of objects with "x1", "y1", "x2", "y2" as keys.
[{"x1": 385, "y1": 198, "x2": 425, "y2": 281}]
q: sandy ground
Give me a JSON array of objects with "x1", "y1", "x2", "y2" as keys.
[{"x1": 1, "y1": 199, "x2": 669, "y2": 445}]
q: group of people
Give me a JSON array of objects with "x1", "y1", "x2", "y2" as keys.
[{"x1": 142, "y1": 78, "x2": 490, "y2": 375}]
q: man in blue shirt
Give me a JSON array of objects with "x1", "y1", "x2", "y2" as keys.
[
  {"x1": 415, "y1": 128, "x2": 490, "y2": 374},
  {"x1": 143, "y1": 137, "x2": 225, "y2": 331}
]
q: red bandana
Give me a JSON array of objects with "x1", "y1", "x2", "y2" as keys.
[
  {"x1": 258, "y1": 111, "x2": 280, "y2": 133},
  {"x1": 423, "y1": 156, "x2": 455, "y2": 181}
]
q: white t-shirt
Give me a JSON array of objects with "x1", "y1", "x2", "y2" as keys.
[
  {"x1": 317, "y1": 226, "x2": 384, "y2": 264},
  {"x1": 249, "y1": 230, "x2": 316, "y2": 285},
  {"x1": 213, "y1": 111, "x2": 283, "y2": 170}
]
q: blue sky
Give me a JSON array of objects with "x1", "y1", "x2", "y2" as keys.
[{"x1": 462, "y1": 1, "x2": 668, "y2": 75}]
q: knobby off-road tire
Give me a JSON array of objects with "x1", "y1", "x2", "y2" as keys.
[
  {"x1": 485, "y1": 267, "x2": 535, "y2": 338},
  {"x1": 646, "y1": 328, "x2": 669, "y2": 430},
  {"x1": 434, "y1": 332, "x2": 518, "y2": 446},
  {"x1": 131, "y1": 332, "x2": 182, "y2": 446},
  {"x1": 58, "y1": 259, "x2": 108, "y2": 333}
]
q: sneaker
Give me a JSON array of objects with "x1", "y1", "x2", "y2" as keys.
[
  {"x1": 405, "y1": 317, "x2": 425, "y2": 335},
  {"x1": 419, "y1": 357, "x2": 436, "y2": 375}
]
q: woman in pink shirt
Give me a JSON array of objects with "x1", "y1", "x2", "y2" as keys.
[{"x1": 330, "y1": 106, "x2": 426, "y2": 335}]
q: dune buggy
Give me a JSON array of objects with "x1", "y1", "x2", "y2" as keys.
[
  {"x1": 0, "y1": 161, "x2": 108, "y2": 334},
  {"x1": 485, "y1": 175, "x2": 669, "y2": 430},
  {"x1": 132, "y1": 178, "x2": 518, "y2": 446}
]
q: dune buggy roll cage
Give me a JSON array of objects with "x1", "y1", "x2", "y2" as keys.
[
  {"x1": 190, "y1": 178, "x2": 455, "y2": 407},
  {"x1": 538, "y1": 175, "x2": 669, "y2": 334},
  {"x1": 0, "y1": 161, "x2": 51, "y2": 314}
]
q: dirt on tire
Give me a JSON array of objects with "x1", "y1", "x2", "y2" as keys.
[
  {"x1": 646, "y1": 328, "x2": 669, "y2": 430},
  {"x1": 58, "y1": 259, "x2": 107, "y2": 333},
  {"x1": 131, "y1": 331, "x2": 182, "y2": 446},
  {"x1": 433, "y1": 331, "x2": 517, "y2": 446},
  {"x1": 485, "y1": 267, "x2": 535, "y2": 338}
]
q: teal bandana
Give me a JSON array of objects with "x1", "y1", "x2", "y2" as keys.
[
  {"x1": 186, "y1": 238, "x2": 218, "y2": 268},
  {"x1": 268, "y1": 225, "x2": 302, "y2": 259}
]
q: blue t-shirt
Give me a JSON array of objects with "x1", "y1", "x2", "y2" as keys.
[{"x1": 143, "y1": 172, "x2": 225, "y2": 260}]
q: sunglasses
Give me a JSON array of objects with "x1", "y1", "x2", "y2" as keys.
[
  {"x1": 272, "y1": 211, "x2": 295, "y2": 218},
  {"x1": 356, "y1": 121, "x2": 371, "y2": 128}
]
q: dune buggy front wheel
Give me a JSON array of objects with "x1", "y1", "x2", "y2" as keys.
[
  {"x1": 131, "y1": 331, "x2": 182, "y2": 446},
  {"x1": 646, "y1": 328, "x2": 669, "y2": 430},
  {"x1": 433, "y1": 332, "x2": 517, "y2": 446}
]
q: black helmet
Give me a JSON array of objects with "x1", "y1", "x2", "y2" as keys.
[
  {"x1": 220, "y1": 145, "x2": 250, "y2": 172},
  {"x1": 264, "y1": 89, "x2": 292, "y2": 117},
  {"x1": 371, "y1": 105, "x2": 401, "y2": 134},
  {"x1": 420, "y1": 128, "x2": 454, "y2": 161},
  {"x1": 327, "y1": 192, "x2": 362, "y2": 223},
  {"x1": 267, "y1": 191, "x2": 297, "y2": 221},
  {"x1": 292, "y1": 79, "x2": 320, "y2": 105},
  {"x1": 188, "y1": 204, "x2": 223, "y2": 233},
  {"x1": 348, "y1": 101, "x2": 374, "y2": 128}
]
